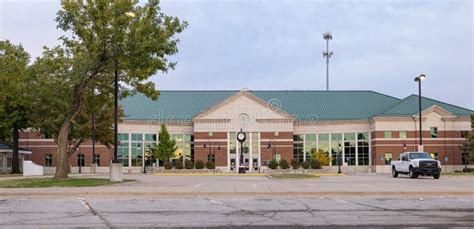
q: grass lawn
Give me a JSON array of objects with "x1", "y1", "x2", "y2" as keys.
[
  {"x1": 442, "y1": 172, "x2": 474, "y2": 176},
  {"x1": 269, "y1": 174, "x2": 319, "y2": 179},
  {"x1": 0, "y1": 178, "x2": 133, "y2": 188}
]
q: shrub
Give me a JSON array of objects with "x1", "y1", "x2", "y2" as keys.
[
  {"x1": 311, "y1": 149, "x2": 330, "y2": 166},
  {"x1": 310, "y1": 160, "x2": 321, "y2": 169},
  {"x1": 195, "y1": 160, "x2": 205, "y2": 169},
  {"x1": 463, "y1": 168, "x2": 474, "y2": 173},
  {"x1": 268, "y1": 159, "x2": 279, "y2": 169},
  {"x1": 279, "y1": 159, "x2": 290, "y2": 169},
  {"x1": 185, "y1": 160, "x2": 194, "y2": 169},
  {"x1": 175, "y1": 160, "x2": 184, "y2": 169},
  {"x1": 164, "y1": 161, "x2": 173, "y2": 170},
  {"x1": 206, "y1": 161, "x2": 215, "y2": 169},
  {"x1": 291, "y1": 159, "x2": 300, "y2": 169},
  {"x1": 301, "y1": 161, "x2": 310, "y2": 169}
]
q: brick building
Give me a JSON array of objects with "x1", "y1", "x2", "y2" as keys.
[{"x1": 20, "y1": 90, "x2": 473, "y2": 173}]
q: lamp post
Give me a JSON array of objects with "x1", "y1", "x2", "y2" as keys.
[
  {"x1": 267, "y1": 140, "x2": 276, "y2": 160},
  {"x1": 414, "y1": 74, "x2": 426, "y2": 151},
  {"x1": 403, "y1": 142, "x2": 407, "y2": 152},
  {"x1": 337, "y1": 143, "x2": 342, "y2": 174}
]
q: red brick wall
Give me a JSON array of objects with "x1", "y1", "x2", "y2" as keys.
[
  {"x1": 193, "y1": 132, "x2": 228, "y2": 166},
  {"x1": 260, "y1": 132, "x2": 293, "y2": 165}
]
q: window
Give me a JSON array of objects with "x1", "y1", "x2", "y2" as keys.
[
  {"x1": 144, "y1": 134, "x2": 157, "y2": 142},
  {"x1": 293, "y1": 135, "x2": 304, "y2": 162},
  {"x1": 131, "y1": 143, "x2": 143, "y2": 166},
  {"x1": 118, "y1": 134, "x2": 129, "y2": 166},
  {"x1": 318, "y1": 134, "x2": 330, "y2": 165},
  {"x1": 384, "y1": 153, "x2": 392, "y2": 165},
  {"x1": 305, "y1": 134, "x2": 317, "y2": 162},
  {"x1": 399, "y1": 131, "x2": 407, "y2": 139},
  {"x1": 44, "y1": 154, "x2": 53, "y2": 167},
  {"x1": 77, "y1": 154, "x2": 85, "y2": 167},
  {"x1": 357, "y1": 133, "x2": 369, "y2": 166},
  {"x1": 344, "y1": 133, "x2": 356, "y2": 165},
  {"x1": 331, "y1": 134, "x2": 342, "y2": 166},
  {"x1": 94, "y1": 154, "x2": 101, "y2": 166},
  {"x1": 7, "y1": 157, "x2": 12, "y2": 168},
  {"x1": 384, "y1": 131, "x2": 392, "y2": 138},
  {"x1": 461, "y1": 131, "x2": 469, "y2": 138},
  {"x1": 430, "y1": 153, "x2": 438, "y2": 160},
  {"x1": 430, "y1": 127, "x2": 438, "y2": 138},
  {"x1": 131, "y1": 133, "x2": 143, "y2": 141}
]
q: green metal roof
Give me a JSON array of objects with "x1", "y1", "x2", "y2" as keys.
[
  {"x1": 120, "y1": 90, "x2": 418, "y2": 121},
  {"x1": 379, "y1": 94, "x2": 473, "y2": 117}
]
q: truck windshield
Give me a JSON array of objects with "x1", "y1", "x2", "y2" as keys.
[{"x1": 409, "y1": 153, "x2": 431, "y2": 159}]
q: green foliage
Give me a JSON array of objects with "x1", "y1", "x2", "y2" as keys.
[
  {"x1": 268, "y1": 159, "x2": 279, "y2": 169},
  {"x1": 460, "y1": 115, "x2": 474, "y2": 162},
  {"x1": 0, "y1": 178, "x2": 132, "y2": 188},
  {"x1": 195, "y1": 160, "x2": 205, "y2": 169},
  {"x1": 312, "y1": 149, "x2": 330, "y2": 166},
  {"x1": 311, "y1": 160, "x2": 322, "y2": 169},
  {"x1": 206, "y1": 161, "x2": 215, "y2": 169},
  {"x1": 163, "y1": 161, "x2": 173, "y2": 170},
  {"x1": 279, "y1": 159, "x2": 290, "y2": 169},
  {"x1": 291, "y1": 159, "x2": 300, "y2": 169},
  {"x1": 154, "y1": 124, "x2": 177, "y2": 162},
  {"x1": 0, "y1": 40, "x2": 34, "y2": 173},
  {"x1": 301, "y1": 161, "x2": 310, "y2": 169},
  {"x1": 184, "y1": 160, "x2": 194, "y2": 169},
  {"x1": 33, "y1": 0, "x2": 186, "y2": 178},
  {"x1": 175, "y1": 160, "x2": 183, "y2": 169}
]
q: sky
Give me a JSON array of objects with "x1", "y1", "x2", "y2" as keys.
[{"x1": 1, "y1": 0, "x2": 473, "y2": 109}]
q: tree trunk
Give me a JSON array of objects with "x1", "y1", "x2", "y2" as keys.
[
  {"x1": 11, "y1": 125, "x2": 21, "y2": 174},
  {"x1": 54, "y1": 85, "x2": 87, "y2": 179}
]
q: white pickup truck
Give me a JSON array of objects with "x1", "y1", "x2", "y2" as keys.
[{"x1": 391, "y1": 152, "x2": 441, "y2": 179}]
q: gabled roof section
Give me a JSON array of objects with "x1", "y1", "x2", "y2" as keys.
[
  {"x1": 379, "y1": 95, "x2": 473, "y2": 117},
  {"x1": 0, "y1": 143, "x2": 32, "y2": 154},
  {"x1": 193, "y1": 90, "x2": 294, "y2": 120},
  {"x1": 120, "y1": 90, "x2": 404, "y2": 121}
]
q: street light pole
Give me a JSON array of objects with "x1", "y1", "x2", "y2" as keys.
[
  {"x1": 114, "y1": 60, "x2": 119, "y2": 162},
  {"x1": 414, "y1": 74, "x2": 426, "y2": 151}
]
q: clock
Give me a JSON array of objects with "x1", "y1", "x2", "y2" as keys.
[{"x1": 237, "y1": 131, "x2": 246, "y2": 143}]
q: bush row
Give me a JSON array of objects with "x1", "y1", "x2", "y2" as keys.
[
  {"x1": 164, "y1": 160, "x2": 215, "y2": 170},
  {"x1": 268, "y1": 159, "x2": 321, "y2": 170}
]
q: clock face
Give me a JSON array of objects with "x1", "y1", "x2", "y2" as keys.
[{"x1": 237, "y1": 132, "x2": 246, "y2": 142}]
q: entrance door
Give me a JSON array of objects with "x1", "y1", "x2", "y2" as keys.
[{"x1": 229, "y1": 132, "x2": 260, "y2": 173}]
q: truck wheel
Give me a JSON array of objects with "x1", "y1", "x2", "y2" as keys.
[
  {"x1": 392, "y1": 167, "x2": 398, "y2": 178},
  {"x1": 409, "y1": 167, "x2": 417, "y2": 179},
  {"x1": 434, "y1": 174, "x2": 440, "y2": 179}
]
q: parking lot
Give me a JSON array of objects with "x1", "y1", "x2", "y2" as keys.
[{"x1": 0, "y1": 174, "x2": 473, "y2": 227}]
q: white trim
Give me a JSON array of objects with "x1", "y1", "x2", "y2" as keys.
[{"x1": 372, "y1": 138, "x2": 465, "y2": 141}]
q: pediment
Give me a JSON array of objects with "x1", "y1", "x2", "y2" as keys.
[
  {"x1": 420, "y1": 105, "x2": 456, "y2": 118},
  {"x1": 193, "y1": 90, "x2": 294, "y2": 122}
]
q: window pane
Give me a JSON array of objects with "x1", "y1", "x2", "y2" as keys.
[
  {"x1": 305, "y1": 134, "x2": 317, "y2": 161},
  {"x1": 118, "y1": 133, "x2": 129, "y2": 141},
  {"x1": 384, "y1": 131, "x2": 392, "y2": 138},
  {"x1": 357, "y1": 142, "x2": 369, "y2": 165},
  {"x1": 344, "y1": 133, "x2": 356, "y2": 165},
  {"x1": 229, "y1": 133, "x2": 236, "y2": 154},
  {"x1": 118, "y1": 142, "x2": 129, "y2": 166},
  {"x1": 399, "y1": 131, "x2": 407, "y2": 139},
  {"x1": 331, "y1": 134, "x2": 342, "y2": 165},
  {"x1": 384, "y1": 153, "x2": 392, "y2": 165},
  {"x1": 131, "y1": 143, "x2": 143, "y2": 166},
  {"x1": 131, "y1": 133, "x2": 142, "y2": 141},
  {"x1": 430, "y1": 127, "x2": 438, "y2": 138},
  {"x1": 318, "y1": 134, "x2": 330, "y2": 163},
  {"x1": 293, "y1": 135, "x2": 304, "y2": 142},
  {"x1": 357, "y1": 133, "x2": 368, "y2": 141},
  {"x1": 144, "y1": 134, "x2": 157, "y2": 142}
]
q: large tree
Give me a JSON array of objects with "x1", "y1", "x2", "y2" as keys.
[
  {"x1": 35, "y1": 0, "x2": 186, "y2": 179},
  {"x1": 0, "y1": 40, "x2": 33, "y2": 174}
]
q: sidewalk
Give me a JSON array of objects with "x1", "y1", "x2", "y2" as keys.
[{"x1": 1, "y1": 173, "x2": 473, "y2": 198}]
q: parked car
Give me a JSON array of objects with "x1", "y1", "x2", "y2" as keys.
[{"x1": 391, "y1": 152, "x2": 441, "y2": 179}]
